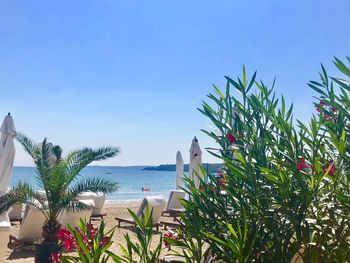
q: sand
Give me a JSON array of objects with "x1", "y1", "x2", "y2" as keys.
[{"x1": 4, "y1": 201, "x2": 178, "y2": 262}]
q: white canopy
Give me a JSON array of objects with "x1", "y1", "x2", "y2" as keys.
[
  {"x1": 189, "y1": 137, "x2": 202, "y2": 189},
  {"x1": 0, "y1": 114, "x2": 16, "y2": 194},
  {"x1": 0, "y1": 114, "x2": 16, "y2": 222},
  {"x1": 175, "y1": 151, "x2": 184, "y2": 189}
]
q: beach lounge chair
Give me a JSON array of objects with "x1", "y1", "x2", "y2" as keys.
[
  {"x1": 115, "y1": 197, "x2": 166, "y2": 232},
  {"x1": 162, "y1": 190, "x2": 186, "y2": 217},
  {"x1": 59, "y1": 200, "x2": 94, "y2": 228},
  {"x1": 8, "y1": 203, "x2": 23, "y2": 222},
  {"x1": 0, "y1": 220, "x2": 11, "y2": 261},
  {"x1": 160, "y1": 219, "x2": 183, "y2": 230},
  {"x1": 8, "y1": 205, "x2": 46, "y2": 247},
  {"x1": 77, "y1": 191, "x2": 107, "y2": 219}
]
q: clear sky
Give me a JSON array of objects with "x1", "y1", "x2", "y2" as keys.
[{"x1": 0, "y1": 1, "x2": 349, "y2": 166}]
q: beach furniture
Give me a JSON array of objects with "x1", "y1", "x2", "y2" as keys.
[
  {"x1": 115, "y1": 197, "x2": 166, "y2": 231},
  {"x1": 8, "y1": 203, "x2": 23, "y2": 222},
  {"x1": 59, "y1": 199, "x2": 94, "y2": 228},
  {"x1": 0, "y1": 220, "x2": 11, "y2": 261},
  {"x1": 160, "y1": 219, "x2": 183, "y2": 230},
  {"x1": 8, "y1": 204, "x2": 46, "y2": 247},
  {"x1": 77, "y1": 191, "x2": 107, "y2": 219},
  {"x1": 162, "y1": 190, "x2": 186, "y2": 217}
]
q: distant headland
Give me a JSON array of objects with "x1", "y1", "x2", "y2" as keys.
[{"x1": 142, "y1": 163, "x2": 223, "y2": 173}]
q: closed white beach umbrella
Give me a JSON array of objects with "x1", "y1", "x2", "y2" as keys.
[
  {"x1": 176, "y1": 151, "x2": 184, "y2": 189},
  {"x1": 0, "y1": 114, "x2": 16, "y2": 194},
  {"x1": 189, "y1": 137, "x2": 202, "y2": 189},
  {"x1": 0, "y1": 113, "x2": 16, "y2": 222}
]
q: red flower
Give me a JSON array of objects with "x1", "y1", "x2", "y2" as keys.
[
  {"x1": 218, "y1": 178, "x2": 225, "y2": 187},
  {"x1": 332, "y1": 107, "x2": 337, "y2": 113},
  {"x1": 217, "y1": 169, "x2": 224, "y2": 177},
  {"x1": 296, "y1": 157, "x2": 311, "y2": 170},
  {"x1": 164, "y1": 231, "x2": 179, "y2": 250},
  {"x1": 86, "y1": 223, "x2": 98, "y2": 239},
  {"x1": 57, "y1": 228, "x2": 72, "y2": 241},
  {"x1": 324, "y1": 114, "x2": 331, "y2": 121},
  {"x1": 323, "y1": 162, "x2": 336, "y2": 176},
  {"x1": 297, "y1": 157, "x2": 306, "y2": 170},
  {"x1": 57, "y1": 228, "x2": 76, "y2": 252},
  {"x1": 100, "y1": 236, "x2": 109, "y2": 247},
  {"x1": 51, "y1": 252, "x2": 61, "y2": 263},
  {"x1": 316, "y1": 100, "x2": 326, "y2": 112},
  {"x1": 62, "y1": 238, "x2": 76, "y2": 252},
  {"x1": 227, "y1": 133, "x2": 236, "y2": 144}
]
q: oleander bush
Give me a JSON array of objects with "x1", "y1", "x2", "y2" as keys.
[{"x1": 174, "y1": 57, "x2": 350, "y2": 262}]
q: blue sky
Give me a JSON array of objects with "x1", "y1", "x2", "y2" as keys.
[{"x1": 0, "y1": 1, "x2": 349, "y2": 166}]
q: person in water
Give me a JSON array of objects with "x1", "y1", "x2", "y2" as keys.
[{"x1": 141, "y1": 187, "x2": 150, "y2": 191}]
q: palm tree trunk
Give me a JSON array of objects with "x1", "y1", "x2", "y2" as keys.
[{"x1": 42, "y1": 219, "x2": 61, "y2": 244}]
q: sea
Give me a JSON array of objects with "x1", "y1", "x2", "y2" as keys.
[{"x1": 11, "y1": 166, "x2": 183, "y2": 202}]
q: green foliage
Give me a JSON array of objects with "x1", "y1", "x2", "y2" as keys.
[
  {"x1": 110, "y1": 207, "x2": 162, "y2": 263},
  {"x1": 177, "y1": 57, "x2": 350, "y2": 262}
]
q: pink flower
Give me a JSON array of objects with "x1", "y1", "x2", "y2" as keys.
[
  {"x1": 226, "y1": 133, "x2": 236, "y2": 144},
  {"x1": 320, "y1": 101, "x2": 326, "y2": 107},
  {"x1": 51, "y1": 252, "x2": 61, "y2": 263},
  {"x1": 323, "y1": 162, "x2": 336, "y2": 176}
]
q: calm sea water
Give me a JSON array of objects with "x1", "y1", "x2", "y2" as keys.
[{"x1": 11, "y1": 166, "x2": 182, "y2": 202}]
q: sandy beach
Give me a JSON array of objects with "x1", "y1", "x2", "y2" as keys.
[{"x1": 4, "y1": 201, "x2": 177, "y2": 262}]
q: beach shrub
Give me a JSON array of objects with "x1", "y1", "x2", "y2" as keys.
[
  {"x1": 177, "y1": 57, "x2": 350, "y2": 262},
  {"x1": 54, "y1": 208, "x2": 163, "y2": 263},
  {"x1": 109, "y1": 207, "x2": 163, "y2": 263},
  {"x1": 51, "y1": 219, "x2": 115, "y2": 263},
  {"x1": 0, "y1": 136, "x2": 119, "y2": 262}
]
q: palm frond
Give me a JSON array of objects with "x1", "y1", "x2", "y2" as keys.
[
  {"x1": 0, "y1": 182, "x2": 47, "y2": 216},
  {"x1": 62, "y1": 146, "x2": 120, "y2": 188},
  {"x1": 52, "y1": 145, "x2": 63, "y2": 161},
  {"x1": 16, "y1": 133, "x2": 40, "y2": 160},
  {"x1": 68, "y1": 177, "x2": 118, "y2": 198}
]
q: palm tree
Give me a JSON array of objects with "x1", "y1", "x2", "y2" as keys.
[{"x1": 0, "y1": 134, "x2": 119, "y2": 261}]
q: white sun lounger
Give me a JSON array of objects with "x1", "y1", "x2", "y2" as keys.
[
  {"x1": 9, "y1": 205, "x2": 46, "y2": 246},
  {"x1": 162, "y1": 190, "x2": 186, "y2": 216},
  {"x1": 115, "y1": 197, "x2": 166, "y2": 231},
  {"x1": 77, "y1": 192, "x2": 107, "y2": 219},
  {"x1": 59, "y1": 200, "x2": 94, "y2": 228},
  {"x1": 8, "y1": 203, "x2": 23, "y2": 222}
]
